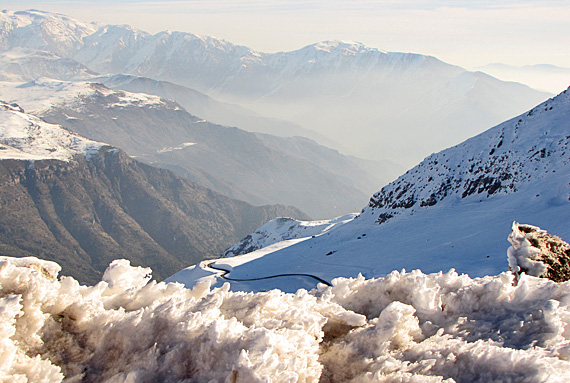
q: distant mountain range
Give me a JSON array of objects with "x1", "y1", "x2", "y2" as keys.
[
  {"x1": 0, "y1": 101, "x2": 306, "y2": 284},
  {"x1": 0, "y1": 9, "x2": 552, "y2": 166},
  {"x1": 478, "y1": 63, "x2": 570, "y2": 94},
  {"x1": 169, "y1": 87, "x2": 570, "y2": 292}
]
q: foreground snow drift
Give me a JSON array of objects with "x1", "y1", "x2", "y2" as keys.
[{"x1": 1, "y1": 257, "x2": 570, "y2": 382}]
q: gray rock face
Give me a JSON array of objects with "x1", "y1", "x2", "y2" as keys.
[
  {"x1": 0, "y1": 147, "x2": 306, "y2": 284},
  {"x1": 508, "y1": 222, "x2": 570, "y2": 283}
]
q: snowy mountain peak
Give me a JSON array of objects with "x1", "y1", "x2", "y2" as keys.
[
  {"x1": 365, "y1": 87, "x2": 570, "y2": 224},
  {"x1": 0, "y1": 100, "x2": 107, "y2": 161},
  {"x1": 310, "y1": 40, "x2": 386, "y2": 54},
  {"x1": 0, "y1": 9, "x2": 98, "y2": 56}
]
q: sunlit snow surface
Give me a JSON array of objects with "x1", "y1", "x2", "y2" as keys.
[
  {"x1": 0, "y1": 78, "x2": 164, "y2": 114},
  {"x1": 1, "y1": 256, "x2": 570, "y2": 382}
]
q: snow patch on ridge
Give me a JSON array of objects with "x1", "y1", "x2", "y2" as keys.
[
  {"x1": 156, "y1": 142, "x2": 196, "y2": 153},
  {"x1": 0, "y1": 79, "x2": 166, "y2": 115}
]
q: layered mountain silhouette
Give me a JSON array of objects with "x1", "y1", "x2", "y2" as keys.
[
  {"x1": 0, "y1": 79, "x2": 395, "y2": 218},
  {"x1": 0, "y1": 9, "x2": 551, "y2": 166}
]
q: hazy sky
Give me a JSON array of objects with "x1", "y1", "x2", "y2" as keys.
[{"x1": 3, "y1": 0, "x2": 570, "y2": 69}]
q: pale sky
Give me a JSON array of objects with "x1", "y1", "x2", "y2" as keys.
[{"x1": 3, "y1": 0, "x2": 570, "y2": 70}]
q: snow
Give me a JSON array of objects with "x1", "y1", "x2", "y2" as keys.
[
  {"x1": 0, "y1": 47, "x2": 98, "y2": 82},
  {"x1": 0, "y1": 10, "x2": 98, "y2": 56},
  {"x1": 107, "y1": 90, "x2": 164, "y2": 108},
  {"x1": 0, "y1": 101, "x2": 106, "y2": 161},
  {"x1": 507, "y1": 222, "x2": 548, "y2": 278},
  {"x1": 2, "y1": 256, "x2": 570, "y2": 382},
  {"x1": 156, "y1": 142, "x2": 196, "y2": 153},
  {"x1": 0, "y1": 78, "x2": 99, "y2": 113}
]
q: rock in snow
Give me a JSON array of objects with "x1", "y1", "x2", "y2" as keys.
[
  {"x1": 2, "y1": 245, "x2": 570, "y2": 382},
  {"x1": 508, "y1": 222, "x2": 570, "y2": 283}
]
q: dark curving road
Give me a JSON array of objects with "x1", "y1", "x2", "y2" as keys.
[{"x1": 207, "y1": 262, "x2": 332, "y2": 287}]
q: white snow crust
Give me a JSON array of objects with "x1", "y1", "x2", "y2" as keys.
[
  {"x1": 507, "y1": 222, "x2": 549, "y2": 278},
  {"x1": 0, "y1": 101, "x2": 106, "y2": 161},
  {"x1": 2, "y1": 256, "x2": 570, "y2": 382}
]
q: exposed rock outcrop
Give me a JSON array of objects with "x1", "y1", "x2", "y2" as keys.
[{"x1": 508, "y1": 222, "x2": 570, "y2": 283}]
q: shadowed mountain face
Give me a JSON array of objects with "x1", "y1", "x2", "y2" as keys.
[{"x1": 0, "y1": 147, "x2": 306, "y2": 284}]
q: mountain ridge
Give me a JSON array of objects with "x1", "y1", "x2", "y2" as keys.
[{"x1": 0, "y1": 78, "x2": 384, "y2": 218}]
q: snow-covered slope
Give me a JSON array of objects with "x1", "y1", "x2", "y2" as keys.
[
  {"x1": 0, "y1": 100, "x2": 105, "y2": 160},
  {"x1": 0, "y1": 78, "x2": 140, "y2": 113},
  {"x1": 169, "y1": 88, "x2": 570, "y2": 293},
  {"x1": 0, "y1": 47, "x2": 98, "y2": 81},
  {"x1": 0, "y1": 10, "x2": 97, "y2": 56},
  {"x1": 365, "y1": 87, "x2": 570, "y2": 222}
]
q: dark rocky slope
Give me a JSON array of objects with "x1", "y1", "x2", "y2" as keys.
[{"x1": 0, "y1": 148, "x2": 306, "y2": 284}]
